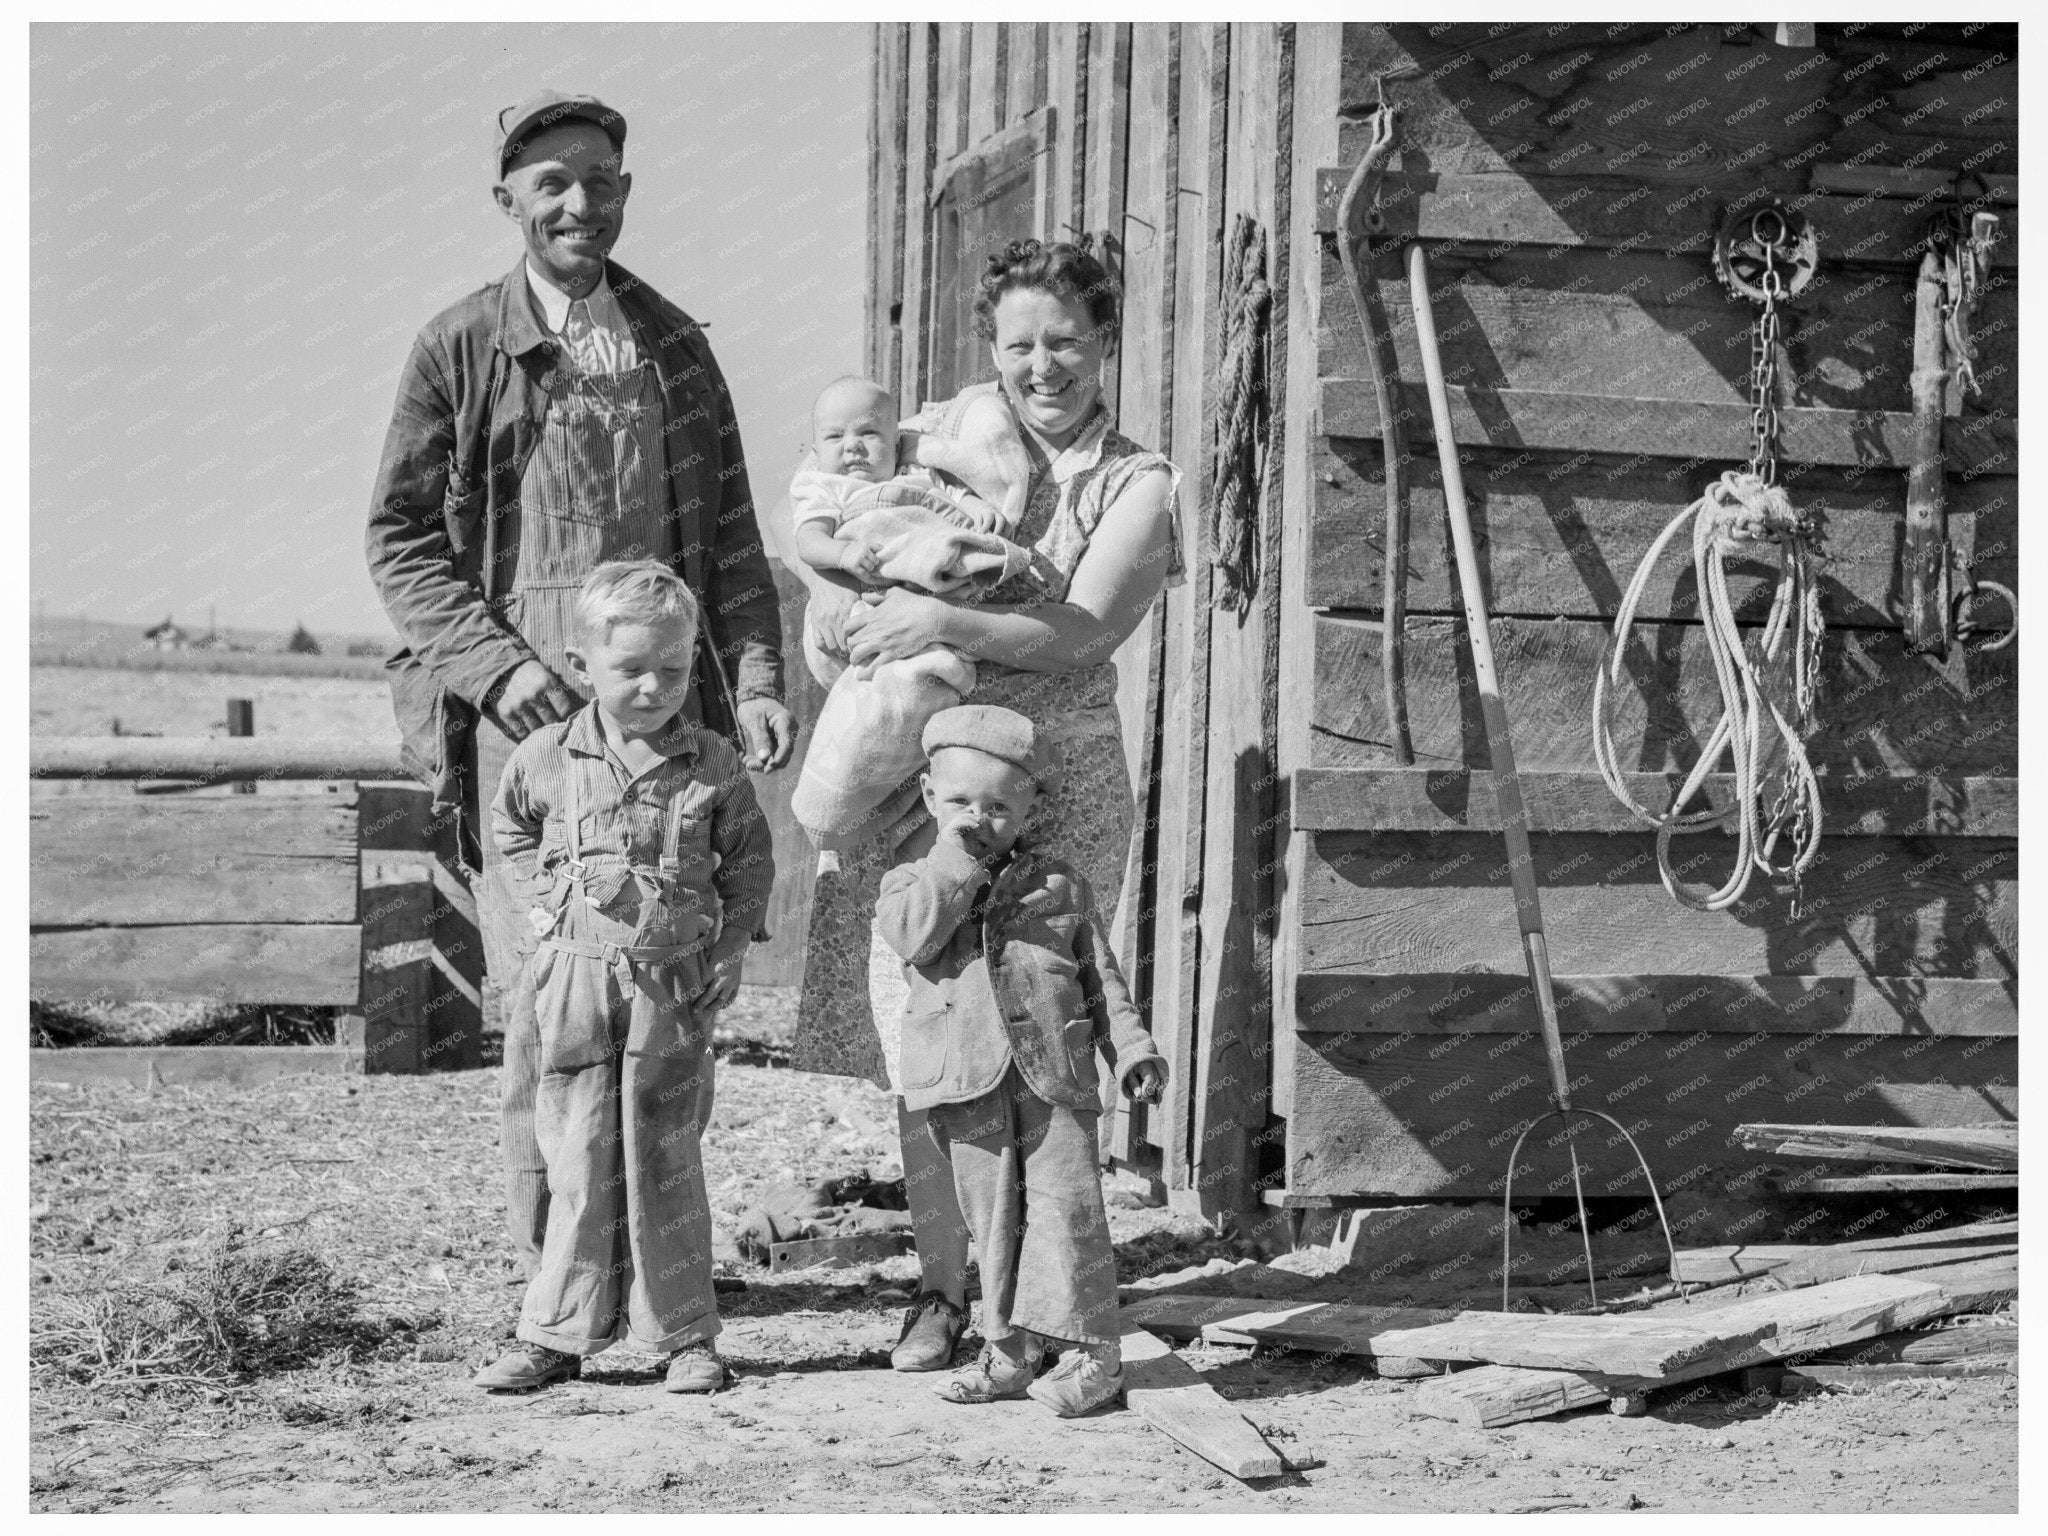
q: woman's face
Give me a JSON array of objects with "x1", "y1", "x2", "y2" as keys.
[{"x1": 989, "y1": 288, "x2": 1111, "y2": 448}]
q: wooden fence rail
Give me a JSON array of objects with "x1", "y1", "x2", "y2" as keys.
[{"x1": 30, "y1": 738, "x2": 478, "y2": 1078}]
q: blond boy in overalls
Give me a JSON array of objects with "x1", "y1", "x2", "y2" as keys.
[{"x1": 474, "y1": 560, "x2": 774, "y2": 1394}]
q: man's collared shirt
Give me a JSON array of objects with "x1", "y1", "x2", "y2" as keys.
[{"x1": 525, "y1": 262, "x2": 640, "y2": 375}]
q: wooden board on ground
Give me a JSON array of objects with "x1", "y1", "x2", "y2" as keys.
[
  {"x1": 1411, "y1": 1270, "x2": 1959, "y2": 1428},
  {"x1": 1204, "y1": 1302, "x2": 1460, "y2": 1362},
  {"x1": 30, "y1": 791, "x2": 360, "y2": 926},
  {"x1": 1676, "y1": 1221, "x2": 2018, "y2": 1288},
  {"x1": 1806, "y1": 1324, "x2": 2018, "y2": 1367},
  {"x1": 766, "y1": 1232, "x2": 913, "y2": 1274},
  {"x1": 1736, "y1": 1122, "x2": 2018, "y2": 1171},
  {"x1": 1118, "y1": 1294, "x2": 1279, "y2": 1343},
  {"x1": 1119, "y1": 1329, "x2": 1285, "y2": 1481},
  {"x1": 30, "y1": 924, "x2": 363, "y2": 1005},
  {"x1": 1373, "y1": 1312, "x2": 1777, "y2": 1379},
  {"x1": 28, "y1": 1045, "x2": 363, "y2": 1088},
  {"x1": 1787, "y1": 1358, "x2": 2015, "y2": 1386}
]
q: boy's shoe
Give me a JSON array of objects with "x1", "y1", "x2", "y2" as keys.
[
  {"x1": 663, "y1": 1344, "x2": 728, "y2": 1394},
  {"x1": 473, "y1": 1341, "x2": 581, "y2": 1392},
  {"x1": 1026, "y1": 1346, "x2": 1124, "y2": 1417},
  {"x1": 890, "y1": 1291, "x2": 966, "y2": 1372},
  {"x1": 932, "y1": 1343, "x2": 1039, "y2": 1404}
]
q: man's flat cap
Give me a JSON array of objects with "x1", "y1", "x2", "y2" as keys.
[
  {"x1": 923, "y1": 704, "x2": 1060, "y2": 791},
  {"x1": 495, "y1": 90, "x2": 627, "y2": 177}
]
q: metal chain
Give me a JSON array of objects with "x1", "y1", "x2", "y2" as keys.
[{"x1": 1746, "y1": 210, "x2": 1786, "y2": 486}]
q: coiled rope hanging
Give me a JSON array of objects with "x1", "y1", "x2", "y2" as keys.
[
  {"x1": 1208, "y1": 213, "x2": 1272, "y2": 612},
  {"x1": 1592, "y1": 470, "x2": 1825, "y2": 912}
]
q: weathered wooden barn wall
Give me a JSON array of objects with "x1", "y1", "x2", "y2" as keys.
[
  {"x1": 1287, "y1": 21, "x2": 2018, "y2": 1201},
  {"x1": 863, "y1": 20, "x2": 2017, "y2": 1219}
]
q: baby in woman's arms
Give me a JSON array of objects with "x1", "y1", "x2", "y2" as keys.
[{"x1": 790, "y1": 376, "x2": 1044, "y2": 846}]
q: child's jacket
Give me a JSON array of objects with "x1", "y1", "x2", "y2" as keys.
[
  {"x1": 490, "y1": 704, "x2": 775, "y2": 972},
  {"x1": 875, "y1": 841, "x2": 1163, "y2": 1113}
]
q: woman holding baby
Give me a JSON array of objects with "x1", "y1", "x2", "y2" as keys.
[{"x1": 792, "y1": 237, "x2": 1185, "y2": 1372}]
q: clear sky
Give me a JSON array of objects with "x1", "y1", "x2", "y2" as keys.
[{"x1": 30, "y1": 21, "x2": 869, "y2": 638}]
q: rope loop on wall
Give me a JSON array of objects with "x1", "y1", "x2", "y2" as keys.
[{"x1": 1593, "y1": 469, "x2": 1826, "y2": 913}]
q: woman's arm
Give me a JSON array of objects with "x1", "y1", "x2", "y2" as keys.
[{"x1": 843, "y1": 468, "x2": 1175, "y2": 674}]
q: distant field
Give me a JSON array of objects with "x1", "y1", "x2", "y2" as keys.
[
  {"x1": 32, "y1": 615, "x2": 395, "y2": 680},
  {"x1": 30, "y1": 666, "x2": 399, "y2": 743}
]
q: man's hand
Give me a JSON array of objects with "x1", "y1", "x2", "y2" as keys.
[
  {"x1": 487, "y1": 659, "x2": 579, "y2": 740},
  {"x1": 736, "y1": 696, "x2": 798, "y2": 772},
  {"x1": 1122, "y1": 1059, "x2": 1167, "y2": 1105},
  {"x1": 693, "y1": 944, "x2": 748, "y2": 1014}
]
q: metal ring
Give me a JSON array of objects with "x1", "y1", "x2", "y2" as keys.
[{"x1": 1953, "y1": 579, "x2": 2017, "y2": 652}]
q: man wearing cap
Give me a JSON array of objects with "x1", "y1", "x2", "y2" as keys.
[
  {"x1": 874, "y1": 704, "x2": 1166, "y2": 1417},
  {"x1": 366, "y1": 91, "x2": 796, "y2": 1300}
]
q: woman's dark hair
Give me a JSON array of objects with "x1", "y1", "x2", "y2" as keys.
[{"x1": 969, "y1": 237, "x2": 1121, "y2": 345}]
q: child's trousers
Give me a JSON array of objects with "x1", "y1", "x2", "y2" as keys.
[
  {"x1": 925, "y1": 1064, "x2": 1121, "y2": 1347},
  {"x1": 516, "y1": 941, "x2": 721, "y2": 1358}
]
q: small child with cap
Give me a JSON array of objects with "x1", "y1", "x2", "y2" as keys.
[
  {"x1": 790, "y1": 377, "x2": 1047, "y2": 847},
  {"x1": 874, "y1": 703, "x2": 1167, "y2": 1417}
]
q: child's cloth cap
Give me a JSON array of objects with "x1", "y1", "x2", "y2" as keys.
[{"x1": 922, "y1": 705, "x2": 1060, "y2": 792}]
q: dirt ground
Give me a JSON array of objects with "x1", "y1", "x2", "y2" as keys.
[{"x1": 29, "y1": 991, "x2": 2019, "y2": 1515}]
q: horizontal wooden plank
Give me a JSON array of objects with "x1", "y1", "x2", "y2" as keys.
[
  {"x1": 1209, "y1": 1302, "x2": 1462, "y2": 1361},
  {"x1": 1807, "y1": 1324, "x2": 2017, "y2": 1367},
  {"x1": 30, "y1": 794, "x2": 359, "y2": 926},
  {"x1": 31, "y1": 737, "x2": 406, "y2": 781},
  {"x1": 1338, "y1": 25, "x2": 2013, "y2": 185},
  {"x1": 1301, "y1": 831, "x2": 2015, "y2": 981},
  {"x1": 1313, "y1": 170, "x2": 2022, "y2": 272},
  {"x1": 1294, "y1": 974, "x2": 2015, "y2": 1039},
  {"x1": 1371, "y1": 1311, "x2": 1774, "y2": 1379},
  {"x1": 1305, "y1": 438, "x2": 2019, "y2": 625},
  {"x1": 1317, "y1": 244, "x2": 2018, "y2": 420},
  {"x1": 1794, "y1": 1173, "x2": 2018, "y2": 1194},
  {"x1": 1676, "y1": 1221, "x2": 2019, "y2": 1287},
  {"x1": 1410, "y1": 1270, "x2": 1958, "y2": 1428},
  {"x1": 1292, "y1": 768, "x2": 2017, "y2": 838},
  {"x1": 1789, "y1": 1358, "x2": 2013, "y2": 1386},
  {"x1": 1117, "y1": 1295, "x2": 1283, "y2": 1344},
  {"x1": 1286, "y1": 1032, "x2": 2017, "y2": 1199},
  {"x1": 1734, "y1": 1122, "x2": 2017, "y2": 1172},
  {"x1": 1320, "y1": 378, "x2": 2018, "y2": 477},
  {"x1": 30, "y1": 925, "x2": 362, "y2": 1005},
  {"x1": 1311, "y1": 614, "x2": 2017, "y2": 777},
  {"x1": 28, "y1": 1045, "x2": 363, "y2": 1087}
]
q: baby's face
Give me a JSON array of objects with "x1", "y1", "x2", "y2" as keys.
[
  {"x1": 921, "y1": 747, "x2": 1040, "y2": 863},
  {"x1": 813, "y1": 382, "x2": 898, "y2": 482}
]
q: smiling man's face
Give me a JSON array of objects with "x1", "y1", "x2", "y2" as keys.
[{"x1": 493, "y1": 122, "x2": 630, "y2": 299}]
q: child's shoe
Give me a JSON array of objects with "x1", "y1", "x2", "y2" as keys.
[
  {"x1": 932, "y1": 1342, "x2": 1040, "y2": 1404},
  {"x1": 664, "y1": 1343, "x2": 729, "y2": 1394},
  {"x1": 1026, "y1": 1344, "x2": 1123, "y2": 1417},
  {"x1": 473, "y1": 1341, "x2": 581, "y2": 1392}
]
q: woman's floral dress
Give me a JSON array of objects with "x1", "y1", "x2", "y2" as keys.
[{"x1": 792, "y1": 385, "x2": 1184, "y2": 1089}]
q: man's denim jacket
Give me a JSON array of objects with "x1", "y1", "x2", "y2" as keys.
[
  {"x1": 875, "y1": 840, "x2": 1164, "y2": 1114},
  {"x1": 365, "y1": 256, "x2": 785, "y2": 816}
]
